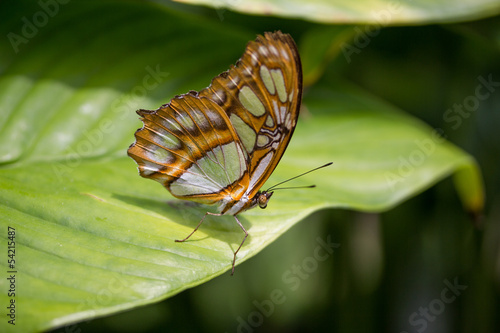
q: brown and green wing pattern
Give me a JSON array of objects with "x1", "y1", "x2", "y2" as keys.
[
  {"x1": 199, "y1": 31, "x2": 302, "y2": 199},
  {"x1": 127, "y1": 93, "x2": 248, "y2": 205},
  {"x1": 128, "y1": 31, "x2": 302, "y2": 213}
]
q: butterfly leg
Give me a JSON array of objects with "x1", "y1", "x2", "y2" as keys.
[
  {"x1": 175, "y1": 212, "x2": 222, "y2": 243},
  {"x1": 231, "y1": 215, "x2": 248, "y2": 275}
]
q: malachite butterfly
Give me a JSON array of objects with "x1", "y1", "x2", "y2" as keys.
[{"x1": 128, "y1": 31, "x2": 305, "y2": 274}]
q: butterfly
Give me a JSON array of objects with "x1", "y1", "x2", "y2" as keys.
[{"x1": 128, "y1": 31, "x2": 303, "y2": 274}]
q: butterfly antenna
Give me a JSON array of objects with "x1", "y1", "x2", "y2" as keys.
[
  {"x1": 266, "y1": 162, "x2": 333, "y2": 192},
  {"x1": 270, "y1": 185, "x2": 316, "y2": 191}
]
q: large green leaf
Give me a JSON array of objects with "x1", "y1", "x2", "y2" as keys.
[
  {"x1": 171, "y1": 0, "x2": 500, "y2": 24},
  {"x1": 0, "y1": 1, "x2": 483, "y2": 332}
]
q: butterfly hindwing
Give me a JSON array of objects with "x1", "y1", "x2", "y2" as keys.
[{"x1": 128, "y1": 93, "x2": 249, "y2": 205}]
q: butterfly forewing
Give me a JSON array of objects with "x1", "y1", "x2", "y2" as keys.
[{"x1": 199, "y1": 31, "x2": 302, "y2": 200}]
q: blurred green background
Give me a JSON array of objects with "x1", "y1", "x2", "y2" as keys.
[
  {"x1": 1, "y1": 0, "x2": 499, "y2": 332},
  {"x1": 77, "y1": 4, "x2": 499, "y2": 333}
]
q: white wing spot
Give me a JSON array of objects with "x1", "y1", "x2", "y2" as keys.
[
  {"x1": 213, "y1": 89, "x2": 226, "y2": 104},
  {"x1": 250, "y1": 52, "x2": 259, "y2": 66},
  {"x1": 281, "y1": 49, "x2": 289, "y2": 60},
  {"x1": 258, "y1": 46, "x2": 269, "y2": 56},
  {"x1": 269, "y1": 45, "x2": 279, "y2": 56},
  {"x1": 205, "y1": 109, "x2": 224, "y2": 128},
  {"x1": 140, "y1": 161, "x2": 160, "y2": 176},
  {"x1": 285, "y1": 112, "x2": 292, "y2": 130},
  {"x1": 272, "y1": 100, "x2": 280, "y2": 121},
  {"x1": 243, "y1": 66, "x2": 252, "y2": 77},
  {"x1": 228, "y1": 75, "x2": 239, "y2": 89},
  {"x1": 280, "y1": 106, "x2": 287, "y2": 123},
  {"x1": 228, "y1": 76, "x2": 240, "y2": 89}
]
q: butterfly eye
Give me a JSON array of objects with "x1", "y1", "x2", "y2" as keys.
[
  {"x1": 258, "y1": 194, "x2": 268, "y2": 209},
  {"x1": 258, "y1": 192, "x2": 273, "y2": 209}
]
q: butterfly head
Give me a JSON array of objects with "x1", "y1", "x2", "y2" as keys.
[{"x1": 256, "y1": 191, "x2": 274, "y2": 209}]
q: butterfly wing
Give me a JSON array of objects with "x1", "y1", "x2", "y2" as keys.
[
  {"x1": 199, "y1": 31, "x2": 302, "y2": 199},
  {"x1": 128, "y1": 31, "x2": 302, "y2": 213},
  {"x1": 128, "y1": 93, "x2": 249, "y2": 205}
]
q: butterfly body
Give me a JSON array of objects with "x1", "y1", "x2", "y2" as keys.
[{"x1": 128, "y1": 31, "x2": 302, "y2": 274}]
